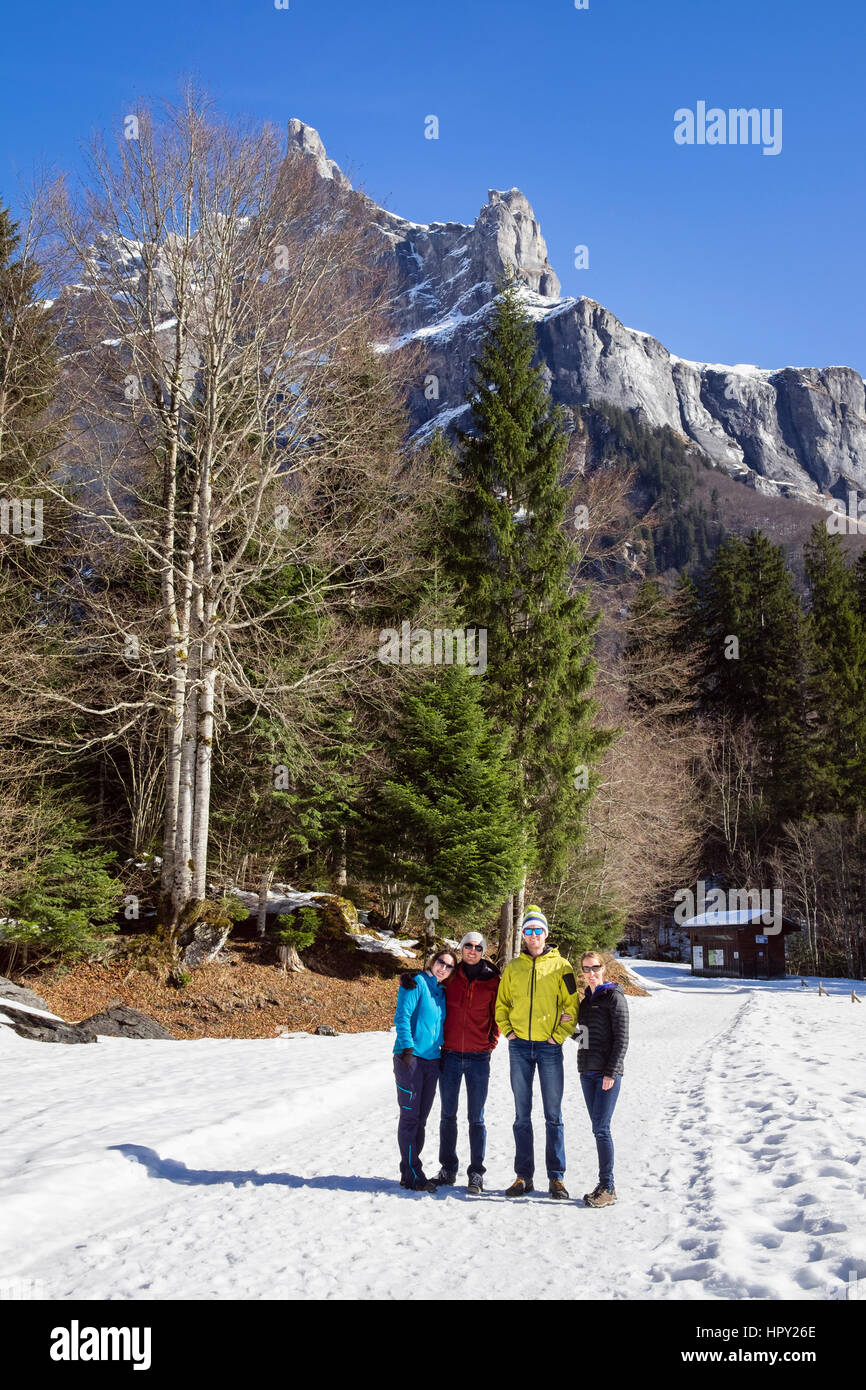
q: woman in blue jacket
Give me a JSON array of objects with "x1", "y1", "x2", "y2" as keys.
[{"x1": 393, "y1": 949, "x2": 457, "y2": 1191}]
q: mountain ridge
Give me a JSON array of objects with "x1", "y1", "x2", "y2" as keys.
[{"x1": 284, "y1": 120, "x2": 865, "y2": 512}]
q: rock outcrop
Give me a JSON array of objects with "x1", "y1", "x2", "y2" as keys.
[
  {"x1": 0, "y1": 984, "x2": 172, "y2": 1043},
  {"x1": 0, "y1": 1001, "x2": 97, "y2": 1044},
  {"x1": 63, "y1": 118, "x2": 864, "y2": 509},
  {"x1": 282, "y1": 120, "x2": 864, "y2": 505},
  {"x1": 0, "y1": 974, "x2": 52, "y2": 1012},
  {"x1": 178, "y1": 919, "x2": 234, "y2": 969},
  {"x1": 76, "y1": 1004, "x2": 175, "y2": 1040}
]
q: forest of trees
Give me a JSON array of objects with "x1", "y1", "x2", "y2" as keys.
[
  {"x1": 1, "y1": 93, "x2": 863, "y2": 984},
  {"x1": 619, "y1": 528, "x2": 866, "y2": 978},
  {"x1": 0, "y1": 98, "x2": 614, "y2": 978},
  {"x1": 580, "y1": 401, "x2": 724, "y2": 575}
]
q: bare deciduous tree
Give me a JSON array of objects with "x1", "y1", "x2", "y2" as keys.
[
  {"x1": 771, "y1": 813, "x2": 866, "y2": 978},
  {"x1": 575, "y1": 699, "x2": 707, "y2": 932},
  {"x1": 699, "y1": 714, "x2": 761, "y2": 862},
  {"x1": 20, "y1": 91, "x2": 430, "y2": 955}
]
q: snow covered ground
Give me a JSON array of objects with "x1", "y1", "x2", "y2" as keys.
[{"x1": 1, "y1": 961, "x2": 864, "y2": 1302}]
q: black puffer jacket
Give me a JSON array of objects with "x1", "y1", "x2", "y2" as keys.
[{"x1": 576, "y1": 981, "x2": 629, "y2": 1076}]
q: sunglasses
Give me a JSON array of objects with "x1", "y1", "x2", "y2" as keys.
[
  {"x1": 434, "y1": 958, "x2": 455, "y2": 971},
  {"x1": 522, "y1": 926, "x2": 545, "y2": 936},
  {"x1": 462, "y1": 943, "x2": 482, "y2": 951},
  {"x1": 582, "y1": 963, "x2": 603, "y2": 973}
]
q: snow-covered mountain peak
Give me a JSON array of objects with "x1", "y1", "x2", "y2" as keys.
[{"x1": 50, "y1": 117, "x2": 866, "y2": 506}]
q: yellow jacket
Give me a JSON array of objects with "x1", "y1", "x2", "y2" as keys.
[{"x1": 495, "y1": 947, "x2": 578, "y2": 1044}]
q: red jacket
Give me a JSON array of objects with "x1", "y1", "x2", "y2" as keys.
[{"x1": 443, "y1": 960, "x2": 500, "y2": 1053}]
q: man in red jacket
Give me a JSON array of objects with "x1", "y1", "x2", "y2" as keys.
[{"x1": 434, "y1": 932, "x2": 500, "y2": 1196}]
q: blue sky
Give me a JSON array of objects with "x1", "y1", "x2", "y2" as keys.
[{"x1": 1, "y1": 0, "x2": 862, "y2": 371}]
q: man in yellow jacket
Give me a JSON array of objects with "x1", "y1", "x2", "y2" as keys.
[{"x1": 495, "y1": 906, "x2": 578, "y2": 1199}]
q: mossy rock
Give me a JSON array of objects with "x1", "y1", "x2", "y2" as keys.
[
  {"x1": 339, "y1": 884, "x2": 370, "y2": 910},
  {"x1": 177, "y1": 895, "x2": 246, "y2": 968},
  {"x1": 310, "y1": 894, "x2": 362, "y2": 938}
]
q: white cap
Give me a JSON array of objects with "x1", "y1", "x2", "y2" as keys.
[{"x1": 459, "y1": 931, "x2": 487, "y2": 953}]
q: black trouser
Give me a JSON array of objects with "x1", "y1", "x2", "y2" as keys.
[{"x1": 393, "y1": 1054, "x2": 440, "y2": 1185}]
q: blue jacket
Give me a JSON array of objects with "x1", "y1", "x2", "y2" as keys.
[{"x1": 392, "y1": 971, "x2": 447, "y2": 1059}]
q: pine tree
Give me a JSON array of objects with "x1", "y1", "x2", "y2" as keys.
[
  {"x1": 744, "y1": 533, "x2": 812, "y2": 827},
  {"x1": 804, "y1": 522, "x2": 866, "y2": 814},
  {"x1": 0, "y1": 202, "x2": 76, "y2": 905},
  {"x1": 698, "y1": 533, "x2": 752, "y2": 711},
  {"x1": 853, "y1": 550, "x2": 866, "y2": 624},
  {"x1": 443, "y1": 277, "x2": 613, "y2": 956},
  {"x1": 0, "y1": 201, "x2": 60, "y2": 606},
  {"x1": 698, "y1": 530, "x2": 811, "y2": 831},
  {"x1": 366, "y1": 665, "x2": 525, "y2": 943},
  {"x1": 0, "y1": 202, "x2": 57, "y2": 489}
]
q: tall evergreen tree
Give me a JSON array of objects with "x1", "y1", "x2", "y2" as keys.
[
  {"x1": 366, "y1": 665, "x2": 525, "y2": 942},
  {"x1": 0, "y1": 200, "x2": 60, "y2": 598},
  {"x1": 852, "y1": 550, "x2": 866, "y2": 627},
  {"x1": 804, "y1": 522, "x2": 866, "y2": 813},
  {"x1": 0, "y1": 202, "x2": 57, "y2": 487},
  {"x1": 443, "y1": 277, "x2": 613, "y2": 957},
  {"x1": 698, "y1": 530, "x2": 811, "y2": 832},
  {"x1": 0, "y1": 201, "x2": 80, "y2": 912},
  {"x1": 697, "y1": 534, "x2": 752, "y2": 711}
]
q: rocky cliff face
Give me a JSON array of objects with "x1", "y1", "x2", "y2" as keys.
[{"x1": 285, "y1": 121, "x2": 865, "y2": 508}]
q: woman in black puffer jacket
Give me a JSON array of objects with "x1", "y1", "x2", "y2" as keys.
[{"x1": 575, "y1": 950, "x2": 629, "y2": 1208}]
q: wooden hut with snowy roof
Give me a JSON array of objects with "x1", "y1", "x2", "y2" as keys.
[{"x1": 681, "y1": 908, "x2": 801, "y2": 979}]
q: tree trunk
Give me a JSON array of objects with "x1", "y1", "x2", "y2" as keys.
[
  {"x1": 158, "y1": 385, "x2": 197, "y2": 947},
  {"x1": 172, "y1": 671, "x2": 198, "y2": 922},
  {"x1": 189, "y1": 452, "x2": 215, "y2": 903},
  {"x1": 257, "y1": 867, "x2": 274, "y2": 938},
  {"x1": 278, "y1": 942, "x2": 306, "y2": 973},
  {"x1": 511, "y1": 875, "x2": 527, "y2": 958},
  {"x1": 335, "y1": 826, "x2": 347, "y2": 889},
  {"x1": 190, "y1": 653, "x2": 216, "y2": 901},
  {"x1": 497, "y1": 895, "x2": 514, "y2": 970}
]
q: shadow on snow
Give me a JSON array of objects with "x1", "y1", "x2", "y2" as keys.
[{"x1": 109, "y1": 1144, "x2": 402, "y2": 1193}]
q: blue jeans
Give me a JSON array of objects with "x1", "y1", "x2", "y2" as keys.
[
  {"x1": 508, "y1": 1038, "x2": 566, "y2": 1181},
  {"x1": 580, "y1": 1073, "x2": 621, "y2": 1189},
  {"x1": 438, "y1": 1050, "x2": 491, "y2": 1177}
]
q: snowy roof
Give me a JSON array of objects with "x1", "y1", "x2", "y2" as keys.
[{"x1": 683, "y1": 911, "x2": 799, "y2": 930}]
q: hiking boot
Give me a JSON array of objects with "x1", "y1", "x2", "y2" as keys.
[
  {"x1": 433, "y1": 1168, "x2": 457, "y2": 1186},
  {"x1": 549, "y1": 1179, "x2": 569, "y2": 1200},
  {"x1": 467, "y1": 1173, "x2": 483, "y2": 1197},
  {"x1": 583, "y1": 1182, "x2": 605, "y2": 1203},
  {"x1": 402, "y1": 1173, "x2": 437, "y2": 1192},
  {"x1": 585, "y1": 1185, "x2": 616, "y2": 1208},
  {"x1": 505, "y1": 1176, "x2": 534, "y2": 1197}
]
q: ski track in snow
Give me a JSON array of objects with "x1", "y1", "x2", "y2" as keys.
[{"x1": 1, "y1": 963, "x2": 864, "y2": 1301}]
